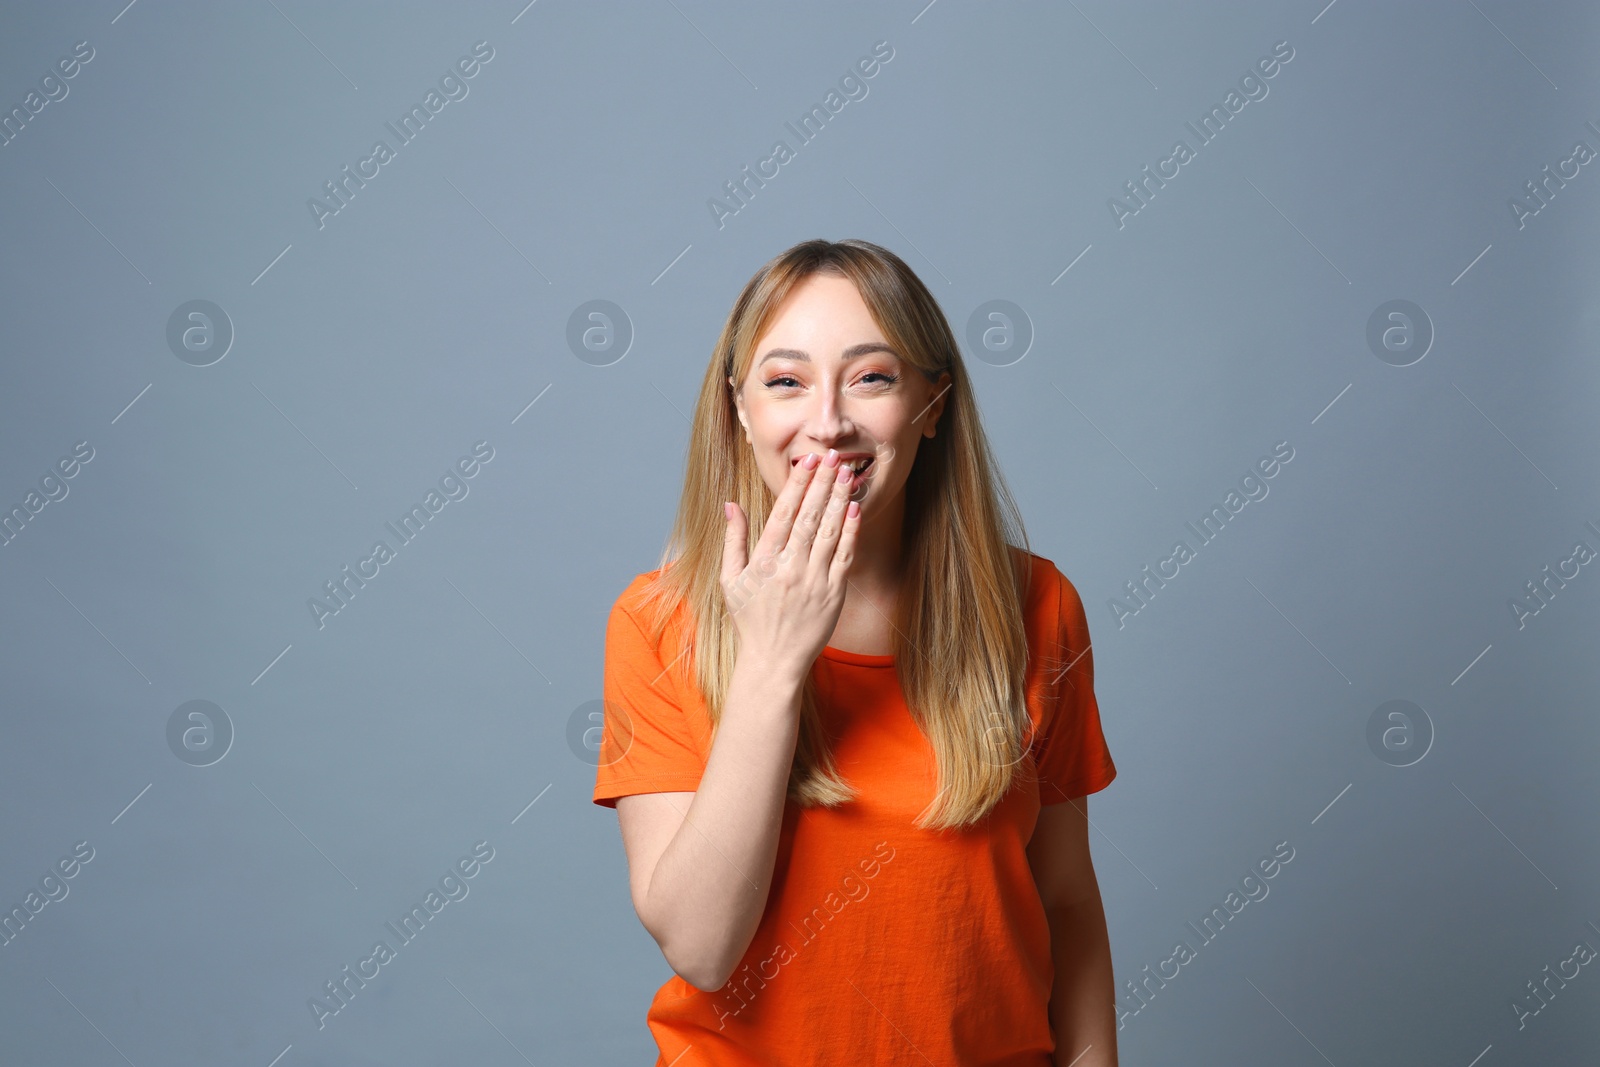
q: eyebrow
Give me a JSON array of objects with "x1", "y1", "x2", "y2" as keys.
[{"x1": 757, "y1": 342, "x2": 900, "y2": 366}]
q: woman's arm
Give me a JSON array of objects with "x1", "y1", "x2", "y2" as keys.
[
  {"x1": 618, "y1": 452, "x2": 861, "y2": 991},
  {"x1": 617, "y1": 655, "x2": 805, "y2": 991},
  {"x1": 1027, "y1": 796, "x2": 1119, "y2": 1067}
]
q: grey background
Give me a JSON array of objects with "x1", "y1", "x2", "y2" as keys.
[{"x1": 2, "y1": 1, "x2": 1596, "y2": 1064}]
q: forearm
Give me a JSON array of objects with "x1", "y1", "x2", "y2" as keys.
[
  {"x1": 1046, "y1": 893, "x2": 1118, "y2": 1067},
  {"x1": 645, "y1": 656, "x2": 803, "y2": 990}
]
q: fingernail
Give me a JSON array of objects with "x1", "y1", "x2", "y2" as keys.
[
  {"x1": 804, "y1": 452, "x2": 820, "y2": 469},
  {"x1": 825, "y1": 448, "x2": 838, "y2": 466}
]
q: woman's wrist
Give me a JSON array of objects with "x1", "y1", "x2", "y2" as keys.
[{"x1": 729, "y1": 651, "x2": 808, "y2": 711}]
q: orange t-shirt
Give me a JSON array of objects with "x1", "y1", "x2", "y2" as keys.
[{"x1": 592, "y1": 551, "x2": 1117, "y2": 1066}]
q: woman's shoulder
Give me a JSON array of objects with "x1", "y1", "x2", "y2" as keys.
[
  {"x1": 613, "y1": 557, "x2": 690, "y2": 606},
  {"x1": 1010, "y1": 547, "x2": 1095, "y2": 660},
  {"x1": 613, "y1": 567, "x2": 666, "y2": 610},
  {"x1": 609, "y1": 566, "x2": 692, "y2": 651},
  {"x1": 1010, "y1": 546, "x2": 1072, "y2": 609}
]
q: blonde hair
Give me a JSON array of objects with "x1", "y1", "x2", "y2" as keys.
[{"x1": 632, "y1": 237, "x2": 1040, "y2": 831}]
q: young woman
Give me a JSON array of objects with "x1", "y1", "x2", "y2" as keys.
[{"x1": 593, "y1": 238, "x2": 1119, "y2": 1066}]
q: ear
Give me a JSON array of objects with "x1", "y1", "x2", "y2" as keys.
[
  {"x1": 728, "y1": 375, "x2": 750, "y2": 439},
  {"x1": 922, "y1": 372, "x2": 952, "y2": 439}
]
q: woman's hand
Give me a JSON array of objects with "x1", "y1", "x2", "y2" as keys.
[{"x1": 720, "y1": 449, "x2": 862, "y2": 684}]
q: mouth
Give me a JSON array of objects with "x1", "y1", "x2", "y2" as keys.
[{"x1": 794, "y1": 453, "x2": 876, "y2": 502}]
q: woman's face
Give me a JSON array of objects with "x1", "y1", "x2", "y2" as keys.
[{"x1": 729, "y1": 273, "x2": 951, "y2": 521}]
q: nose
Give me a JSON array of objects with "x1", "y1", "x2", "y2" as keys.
[{"x1": 803, "y1": 389, "x2": 854, "y2": 449}]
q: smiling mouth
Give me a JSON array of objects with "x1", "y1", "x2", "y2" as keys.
[{"x1": 793, "y1": 454, "x2": 876, "y2": 501}]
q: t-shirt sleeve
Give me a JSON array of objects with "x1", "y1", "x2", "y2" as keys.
[
  {"x1": 1033, "y1": 566, "x2": 1117, "y2": 804},
  {"x1": 592, "y1": 592, "x2": 709, "y2": 809}
]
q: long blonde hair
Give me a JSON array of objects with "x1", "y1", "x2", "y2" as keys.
[{"x1": 632, "y1": 237, "x2": 1040, "y2": 831}]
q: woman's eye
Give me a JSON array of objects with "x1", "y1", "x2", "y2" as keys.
[{"x1": 763, "y1": 372, "x2": 899, "y2": 389}]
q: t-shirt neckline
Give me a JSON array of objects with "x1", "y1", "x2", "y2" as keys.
[{"x1": 820, "y1": 644, "x2": 896, "y2": 667}]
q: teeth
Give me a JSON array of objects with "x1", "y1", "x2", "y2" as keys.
[{"x1": 794, "y1": 456, "x2": 872, "y2": 471}]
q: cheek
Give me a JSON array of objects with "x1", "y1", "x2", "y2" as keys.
[
  {"x1": 761, "y1": 450, "x2": 789, "y2": 489},
  {"x1": 887, "y1": 434, "x2": 924, "y2": 483}
]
